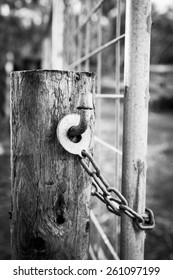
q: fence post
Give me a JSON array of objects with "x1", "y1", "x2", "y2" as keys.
[
  {"x1": 10, "y1": 70, "x2": 95, "y2": 259},
  {"x1": 121, "y1": 0, "x2": 151, "y2": 259}
]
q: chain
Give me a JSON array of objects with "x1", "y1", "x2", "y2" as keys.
[{"x1": 80, "y1": 150, "x2": 155, "y2": 230}]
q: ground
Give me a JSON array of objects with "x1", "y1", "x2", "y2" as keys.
[
  {"x1": 145, "y1": 112, "x2": 173, "y2": 259},
  {"x1": 0, "y1": 101, "x2": 173, "y2": 259}
]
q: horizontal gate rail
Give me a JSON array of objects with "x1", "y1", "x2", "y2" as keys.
[
  {"x1": 96, "y1": 94, "x2": 124, "y2": 99},
  {"x1": 94, "y1": 136, "x2": 122, "y2": 156},
  {"x1": 69, "y1": 34, "x2": 125, "y2": 69}
]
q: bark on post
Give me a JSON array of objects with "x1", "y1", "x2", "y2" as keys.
[
  {"x1": 121, "y1": 0, "x2": 151, "y2": 259},
  {"x1": 10, "y1": 70, "x2": 95, "y2": 259}
]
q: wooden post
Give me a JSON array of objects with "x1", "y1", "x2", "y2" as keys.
[
  {"x1": 10, "y1": 70, "x2": 95, "y2": 259},
  {"x1": 121, "y1": 0, "x2": 151, "y2": 259}
]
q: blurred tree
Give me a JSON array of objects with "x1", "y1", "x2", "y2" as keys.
[
  {"x1": 151, "y1": 5, "x2": 173, "y2": 64},
  {"x1": 0, "y1": 0, "x2": 51, "y2": 118},
  {"x1": 0, "y1": 0, "x2": 51, "y2": 67}
]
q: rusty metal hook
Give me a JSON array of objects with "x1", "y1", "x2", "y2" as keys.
[{"x1": 68, "y1": 91, "x2": 93, "y2": 137}]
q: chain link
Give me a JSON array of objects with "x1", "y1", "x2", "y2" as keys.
[{"x1": 80, "y1": 150, "x2": 155, "y2": 230}]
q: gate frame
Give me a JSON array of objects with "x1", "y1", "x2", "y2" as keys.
[
  {"x1": 121, "y1": 0, "x2": 152, "y2": 260},
  {"x1": 50, "y1": 0, "x2": 152, "y2": 260}
]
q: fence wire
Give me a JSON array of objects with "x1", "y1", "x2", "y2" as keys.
[{"x1": 64, "y1": 0, "x2": 124, "y2": 260}]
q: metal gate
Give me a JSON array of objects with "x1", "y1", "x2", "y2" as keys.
[{"x1": 51, "y1": 0, "x2": 153, "y2": 260}]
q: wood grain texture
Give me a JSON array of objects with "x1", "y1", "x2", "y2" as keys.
[{"x1": 10, "y1": 70, "x2": 95, "y2": 259}]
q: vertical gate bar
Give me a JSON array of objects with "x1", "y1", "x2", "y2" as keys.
[
  {"x1": 63, "y1": 3, "x2": 68, "y2": 69},
  {"x1": 67, "y1": 6, "x2": 71, "y2": 66},
  {"x1": 114, "y1": 0, "x2": 121, "y2": 255},
  {"x1": 63, "y1": 1, "x2": 71, "y2": 69},
  {"x1": 85, "y1": 1, "x2": 90, "y2": 71},
  {"x1": 115, "y1": 0, "x2": 121, "y2": 190},
  {"x1": 74, "y1": 15, "x2": 78, "y2": 67},
  {"x1": 77, "y1": 2, "x2": 82, "y2": 71},
  {"x1": 71, "y1": 8, "x2": 76, "y2": 66},
  {"x1": 68, "y1": 5, "x2": 75, "y2": 66},
  {"x1": 121, "y1": 0, "x2": 151, "y2": 260},
  {"x1": 75, "y1": 14, "x2": 79, "y2": 70},
  {"x1": 51, "y1": 0, "x2": 64, "y2": 69},
  {"x1": 95, "y1": 6, "x2": 102, "y2": 251},
  {"x1": 77, "y1": 31, "x2": 82, "y2": 71},
  {"x1": 96, "y1": 7, "x2": 102, "y2": 144},
  {"x1": 67, "y1": 5, "x2": 72, "y2": 67}
]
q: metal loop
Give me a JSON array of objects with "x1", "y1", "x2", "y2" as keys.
[
  {"x1": 82, "y1": 150, "x2": 101, "y2": 176},
  {"x1": 80, "y1": 157, "x2": 93, "y2": 176},
  {"x1": 92, "y1": 173, "x2": 110, "y2": 197},
  {"x1": 135, "y1": 208, "x2": 155, "y2": 230},
  {"x1": 79, "y1": 150, "x2": 155, "y2": 231},
  {"x1": 82, "y1": 150, "x2": 127, "y2": 205},
  {"x1": 92, "y1": 182, "x2": 99, "y2": 195},
  {"x1": 106, "y1": 187, "x2": 128, "y2": 206},
  {"x1": 103, "y1": 195, "x2": 121, "y2": 216},
  {"x1": 106, "y1": 204, "x2": 121, "y2": 216},
  {"x1": 119, "y1": 204, "x2": 144, "y2": 223},
  {"x1": 94, "y1": 190, "x2": 106, "y2": 204},
  {"x1": 106, "y1": 188, "x2": 122, "y2": 205}
]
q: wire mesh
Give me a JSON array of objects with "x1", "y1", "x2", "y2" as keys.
[{"x1": 63, "y1": 0, "x2": 125, "y2": 260}]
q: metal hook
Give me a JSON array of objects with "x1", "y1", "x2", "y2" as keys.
[{"x1": 68, "y1": 91, "x2": 93, "y2": 137}]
